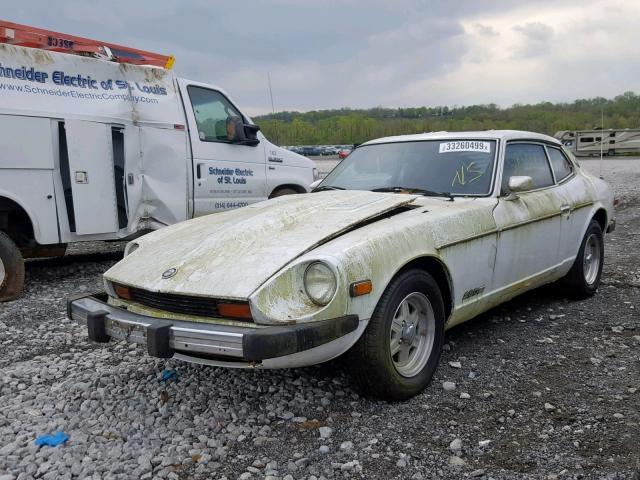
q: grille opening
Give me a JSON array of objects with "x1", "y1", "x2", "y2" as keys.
[{"x1": 114, "y1": 284, "x2": 252, "y2": 321}]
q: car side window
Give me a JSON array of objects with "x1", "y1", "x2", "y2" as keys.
[
  {"x1": 187, "y1": 86, "x2": 242, "y2": 143},
  {"x1": 501, "y1": 143, "x2": 554, "y2": 194},
  {"x1": 546, "y1": 146, "x2": 573, "y2": 182}
]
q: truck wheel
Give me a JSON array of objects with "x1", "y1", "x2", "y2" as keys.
[
  {"x1": 270, "y1": 187, "x2": 299, "y2": 198},
  {"x1": 0, "y1": 231, "x2": 25, "y2": 302},
  {"x1": 562, "y1": 220, "x2": 604, "y2": 299},
  {"x1": 348, "y1": 269, "x2": 445, "y2": 401}
]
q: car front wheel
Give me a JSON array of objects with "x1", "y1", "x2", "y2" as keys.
[
  {"x1": 562, "y1": 219, "x2": 604, "y2": 298},
  {"x1": 348, "y1": 269, "x2": 445, "y2": 401}
]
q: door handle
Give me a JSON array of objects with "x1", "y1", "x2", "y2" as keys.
[
  {"x1": 560, "y1": 205, "x2": 571, "y2": 215},
  {"x1": 268, "y1": 166, "x2": 276, "y2": 170},
  {"x1": 196, "y1": 163, "x2": 202, "y2": 179}
]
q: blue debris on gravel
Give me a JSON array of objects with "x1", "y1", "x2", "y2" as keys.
[
  {"x1": 159, "y1": 369, "x2": 178, "y2": 383},
  {"x1": 34, "y1": 431, "x2": 69, "y2": 447}
]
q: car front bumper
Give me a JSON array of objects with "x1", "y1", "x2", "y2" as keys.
[{"x1": 67, "y1": 292, "x2": 359, "y2": 364}]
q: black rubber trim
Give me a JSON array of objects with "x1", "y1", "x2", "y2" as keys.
[
  {"x1": 243, "y1": 315, "x2": 359, "y2": 361},
  {"x1": 146, "y1": 323, "x2": 175, "y2": 358},
  {"x1": 66, "y1": 291, "x2": 101, "y2": 319},
  {"x1": 86, "y1": 310, "x2": 110, "y2": 343}
]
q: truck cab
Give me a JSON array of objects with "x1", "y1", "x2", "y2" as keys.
[{"x1": 0, "y1": 21, "x2": 317, "y2": 301}]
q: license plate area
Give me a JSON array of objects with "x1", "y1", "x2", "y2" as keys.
[{"x1": 107, "y1": 318, "x2": 147, "y2": 345}]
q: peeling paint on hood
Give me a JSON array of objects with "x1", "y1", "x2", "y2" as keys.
[{"x1": 104, "y1": 191, "x2": 419, "y2": 299}]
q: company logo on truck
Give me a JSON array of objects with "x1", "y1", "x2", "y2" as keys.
[
  {"x1": 208, "y1": 167, "x2": 254, "y2": 185},
  {"x1": 0, "y1": 63, "x2": 167, "y2": 95}
]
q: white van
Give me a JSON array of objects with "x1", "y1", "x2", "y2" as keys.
[{"x1": 0, "y1": 21, "x2": 318, "y2": 300}]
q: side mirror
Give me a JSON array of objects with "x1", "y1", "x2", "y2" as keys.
[
  {"x1": 227, "y1": 117, "x2": 260, "y2": 146},
  {"x1": 504, "y1": 175, "x2": 534, "y2": 200},
  {"x1": 508, "y1": 175, "x2": 534, "y2": 192},
  {"x1": 243, "y1": 122, "x2": 260, "y2": 147},
  {"x1": 309, "y1": 179, "x2": 322, "y2": 190}
]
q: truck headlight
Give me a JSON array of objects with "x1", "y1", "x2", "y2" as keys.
[{"x1": 304, "y1": 261, "x2": 337, "y2": 306}]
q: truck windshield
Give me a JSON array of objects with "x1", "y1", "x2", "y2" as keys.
[{"x1": 319, "y1": 139, "x2": 497, "y2": 196}]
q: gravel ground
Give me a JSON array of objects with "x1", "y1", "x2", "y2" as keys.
[{"x1": 1, "y1": 159, "x2": 638, "y2": 480}]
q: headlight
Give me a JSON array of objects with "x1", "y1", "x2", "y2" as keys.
[
  {"x1": 304, "y1": 261, "x2": 337, "y2": 306},
  {"x1": 124, "y1": 242, "x2": 140, "y2": 256}
]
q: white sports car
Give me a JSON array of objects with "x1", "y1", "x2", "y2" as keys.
[{"x1": 69, "y1": 130, "x2": 615, "y2": 400}]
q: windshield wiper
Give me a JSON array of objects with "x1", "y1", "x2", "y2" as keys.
[
  {"x1": 371, "y1": 186, "x2": 454, "y2": 200},
  {"x1": 313, "y1": 185, "x2": 346, "y2": 192}
]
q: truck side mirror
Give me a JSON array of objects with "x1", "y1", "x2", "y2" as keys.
[
  {"x1": 227, "y1": 117, "x2": 260, "y2": 146},
  {"x1": 243, "y1": 123, "x2": 260, "y2": 147}
]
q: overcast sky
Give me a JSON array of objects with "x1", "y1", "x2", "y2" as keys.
[{"x1": 11, "y1": 0, "x2": 640, "y2": 116}]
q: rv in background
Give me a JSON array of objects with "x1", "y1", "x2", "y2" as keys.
[{"x1": 555, "y1": 129, "x2": 640, "y2": 156}]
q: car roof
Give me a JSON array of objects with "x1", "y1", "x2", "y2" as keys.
[{"x1": 361, "y1": 130, "x2": 560, "y2": 146}]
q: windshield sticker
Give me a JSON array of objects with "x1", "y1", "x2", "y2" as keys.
[{"x1": 439, "y1": 141, "x2": 491, "y2": 153}]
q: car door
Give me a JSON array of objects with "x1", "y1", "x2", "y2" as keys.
[
  {"x1": 491, "y1": 142, "x2": 564, "y2": 300},
  {"x1": 178, "y1": 81, "x2": 268, "y2": 216},
  {"x1": 545, "y1": 145, "x2": 593, "y2": 270}
]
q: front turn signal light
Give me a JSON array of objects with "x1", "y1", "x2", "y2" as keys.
[
  {"x1": 113, "y1": 283, "x2": 132, "y2": 300},
  {"x1": 218, "y1": 302, "x2": 253, "y2": 320},
  {"x1": 349, "y1": 280, "x2": 373, "y2": 297}
]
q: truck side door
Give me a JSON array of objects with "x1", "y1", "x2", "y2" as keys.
[
  {"x1": 63, "y1": 120, "x2": 121, "y2": 235},
  {"x1": 178, "y1": 81, "x2": 267, "y2": 216}
]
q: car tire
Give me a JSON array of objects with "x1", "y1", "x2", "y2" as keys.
[
  {"x1": 348, "y1": 269, "x2": 445, "y2": 401},
  {"x1": 562, "y1": 220, "x2": 604, "y2": 299},
  {"x1": 270, "y1": 187, "x2": 299, "y2": 198},
  {"x1": 0, "y1": 231, "x2": 25, "y2": 302}
]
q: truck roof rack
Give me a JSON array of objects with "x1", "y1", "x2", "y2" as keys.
[{"x1": 0, "y1": 20, "x2": 175, "y2": 69}]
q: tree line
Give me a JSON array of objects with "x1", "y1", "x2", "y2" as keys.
[{"x1": 254, "y1": 91, "x2": 640, "y2": 145}]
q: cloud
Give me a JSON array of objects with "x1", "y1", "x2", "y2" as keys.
[
  {"x1": 473, "y1": 24, "x2": 499, "y2": 37},
  {"x1": 8, "y1": 0, "x2": 640, "y2": 114},
  {"x1": 512, "y1": 22, "x2": 554, "y2": 58}
]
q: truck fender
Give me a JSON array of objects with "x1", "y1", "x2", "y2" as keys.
[{"x1": 0, "y1": 188, "x2": 40, "y2": 244}]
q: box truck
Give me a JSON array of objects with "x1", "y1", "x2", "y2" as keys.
[{"x1": 0, "y1": 21, "x2": 318, "y2": 301}]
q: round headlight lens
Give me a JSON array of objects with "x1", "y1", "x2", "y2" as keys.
[{"x1": 304, "y1": 261, "x2": 337, "y2": 306}]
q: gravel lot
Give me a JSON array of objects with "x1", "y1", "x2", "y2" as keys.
[{"x1": 1, "y1": 159, "x2": 638, "y2": 480}]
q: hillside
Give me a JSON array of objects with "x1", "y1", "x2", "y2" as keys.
[{"x1": 254, "y1": 91, "x2": 640, "y2": 145}]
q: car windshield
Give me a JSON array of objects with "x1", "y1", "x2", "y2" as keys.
[{"x1": 318, "y1": 139, "x2": 498, "y2": 196}]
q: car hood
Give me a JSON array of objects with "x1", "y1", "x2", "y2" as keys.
[{"x1": 104, "y1": 191, "x2": 419, "y2": 299}]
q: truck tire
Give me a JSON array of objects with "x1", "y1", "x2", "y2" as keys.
[
  {"x1": 270, "y1": 187, "x2": 299, "y2": 198},
  {"x1": 0, "y1": 231, "x2": 25, "y2": 302},
  {"x1": 347, "y1": 269, "x2": 445, "y2": 401}
]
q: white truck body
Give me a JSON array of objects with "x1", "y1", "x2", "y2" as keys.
[{"x1": 0, "y1": 43, "x2": 316, "y2": 249}]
